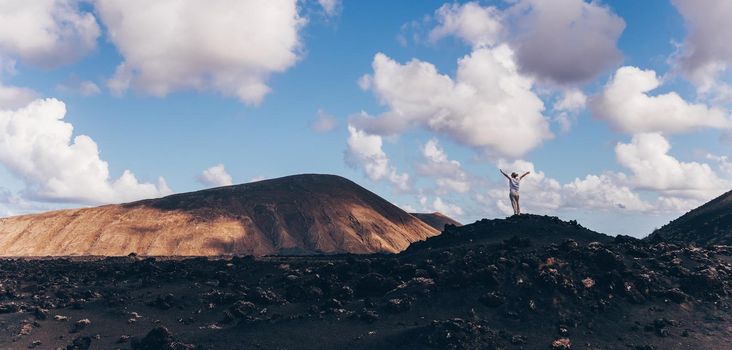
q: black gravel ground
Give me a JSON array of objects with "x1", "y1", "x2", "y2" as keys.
[{"x1": 1, "y1": 214, "x2": 731, "y2": 349}]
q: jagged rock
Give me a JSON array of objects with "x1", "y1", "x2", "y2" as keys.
[
  {"x1": 551, "y1": 338, "x2": 571, "y2": 349},
  {"x1": 66, "y1": 336, "x2": 91, "y2": 350},
  {"x1": 131, "y1": 326, "x2": 195, "y2": 350},
  {"x1": 354, "y1": 273, "x2": 398, "y2": 297}
]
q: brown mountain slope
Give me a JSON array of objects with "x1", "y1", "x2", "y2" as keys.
[
  {"x1": 0, "y1": 174, "x2": 439, "y2": 256},
  {"x1": 410, "y1": 212, "x2": 461, "y2": 231},
  {"x1": 648, "y1": 188, "x2": 732, "y2": 245}
]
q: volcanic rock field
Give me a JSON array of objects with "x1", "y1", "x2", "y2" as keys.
[{"x1": 1, "y1": 214, "x2": 732, "y2": 349}]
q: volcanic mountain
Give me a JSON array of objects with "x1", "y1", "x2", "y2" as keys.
[
  {"x1": 648, "y1": 188, "x2": 732, "y2": 245},
  {"x1": 0, "y1": 174, "x2": 439, "y2": 256},
  {"x1": 410, "y1": 212, "x2": 461, "y2": 231}
]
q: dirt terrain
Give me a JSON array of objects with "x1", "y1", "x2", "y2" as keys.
[
  {"x1": 0, "y1": 174, "x2": 438, "y2": 256},
  {"x1": 1, "y1": 214, "x2": 731, "y2": 349}
]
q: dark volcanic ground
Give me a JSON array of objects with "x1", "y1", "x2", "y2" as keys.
[{"x1": 1, "y1": 215, "x2": 732, "y2": 349}]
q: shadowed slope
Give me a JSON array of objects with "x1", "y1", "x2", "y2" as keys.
[
  {"x1": 648, "y1": 188, "x2": 732, "y2": 245},
  {"x1": 410, "y1": 212, "x2": 461, "y2": 231},
  {"x1": 0, "y1": 174, "x2": 438, "y2": 256}
]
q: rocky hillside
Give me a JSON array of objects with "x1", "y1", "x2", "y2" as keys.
[
  {"x1": 648, "y1": 188, "x2": 732, "y2": 245},
  {"x1": 0, "y1": 174, "x2": 438, "y2": 256},
  {"x1": 410, "y1": 212, "x2": 461, "y2": 231}
]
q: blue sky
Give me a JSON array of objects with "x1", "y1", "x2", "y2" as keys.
[{"x1": 0, "y1": 0, "x2": 731, "y2": 237}]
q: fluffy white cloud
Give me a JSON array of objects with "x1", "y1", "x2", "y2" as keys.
[
  {"x1": 509, "y1": 0, "x2": 625, "y2": 84},
  {"x1": 311, "y1": 109, "x2": 338, "y2": 133},
  {"x1": 420, "y1": 0, "x2": 623, "y2": 84},
  {"x1": 554, "y1": 89, "x2": 587, "y2": 112},
  {"x1": 432, "y1": 197, "x2": 464, "y2": 217},
  {"x1": 656, "y1": 195, "x2": 704, "y2": 213},
  {"x1": 354, "y1": 45, "x2": 552, "y2": 158},
  {"x1": 429, "y1": 2, "x2": 503, "y2": 48},
  {"x1": 478, "y1": 159, "x2": 654, "y2": 215},
  {"x1": 198, "y1": 164, "x2": 233, "y2": 187},
  {"x1": 0, "y1": 98, "x2": 171, "y2": 204},
  {"x1": 615, "y1": 133, "x2": 729, "y2": 199},
  {"x1": 418, "y1": 195, "x2": 464, "y2": 218},
  {"x1": 552, "y1": 89, "x2": 587, "y2": 132},
  {"x1": 345, "y1": 125, "x2": 410, "y2": 191},
  {"x1": 317, "y1": 0, "x2": 341, "y2": 17},
  {"x1": 0, "y1": 81, "x2": 37, "y2": 109},
  {"x1": 671, "y1": 0, "x2": 732, "y2": 93},
  {"x1": 95, "y1": 0, "x2": 305, "y2": 105},
  {"x1": 0, "y1": 0, "x2": 100, "y2": 67},
  {"x1": 706, "y1": 154, "x2": 732, "y2": 177},
  {"x1": 417, "y1": 139, "x2": 470, "y2": 194},
  {"x1": 590, "y1": 66, "x2": 732, "y2": 133},
  {"x1": 563, "y1": 173, "x2": 651, "y2": 211}
]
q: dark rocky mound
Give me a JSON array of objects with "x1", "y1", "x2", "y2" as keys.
[
  {"x1": 1, "y1": 215, "x2": 732, "y2": 349},
  {"x1": 410, "y1": 212, "x2": 462, "y2": 231},
  {"x1": 406, "y1": 214, "x2": 612, "y2": 252},
  {"x1": 648, "y1": 189, "x2": 732, "y2": 245}
]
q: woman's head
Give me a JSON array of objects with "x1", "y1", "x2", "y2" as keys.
[{"x1": 511, "y1": 172, "x2": 518, "y2": 178}]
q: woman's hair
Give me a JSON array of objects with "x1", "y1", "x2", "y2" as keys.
[{"x1": 511, "y1": 172, "x2": 518, "y2": 178}]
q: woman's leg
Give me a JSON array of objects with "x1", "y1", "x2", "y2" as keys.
[{"x1": 510, "y1": 192, "x2": 519, "y2": 215}]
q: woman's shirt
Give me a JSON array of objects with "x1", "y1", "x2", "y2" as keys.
[{"x1": 509, "y1": 177, "x2": 520, "y2": 192}]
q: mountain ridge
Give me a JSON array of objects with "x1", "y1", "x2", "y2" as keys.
[
  {"x1": 648, "y1": 188, "x2": 732, "y2": 245},
  {"x1": 0, "y1": 174, "x2": 439, "y2": 256}
]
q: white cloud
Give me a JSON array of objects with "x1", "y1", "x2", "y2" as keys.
[
  {"x1": 657, "y1": 195, "x2": 704, "y2": 213},
  {"x1": 417, "y1": 139, "x2": 470, "y2": 194},
  {"x1": 198, "y1": 164, "x2": 233, "y2": 187},
  {"x1": 0, "y1": 187, "x2": 48, "y2": 217},
  {"x1": 0, "y1": 81, "x2": 37, "y2": 109},
  {"x1": 428, "y1": 2, "x2": 503, "y2": 48},
  {"x1": 311, "y1": 108, "x2": 338, "y2": 133},
  {"x1": 0, "y1": 98, "x2": 171, "y2": 204},
  {"x1": 420, "y1": 0, "x2": 624, "y2": 85},
  {"x1": 554, "y1": 89, "x2": 587, "y2": 112},
  {"x1": 615, "y1": 133, "x2": 729, "y2": 200},
  {"x1": 317, "y1": 0, "x2": 341, "y2": 17},
  {"x1": 706, "y1": 154, "x2": 732, "y2": 177},
  {"x1": 552, "y1": 89, "x2": 587, "y2": 132},
  {"x1": 509, "y1": 0, "x2": 625, "y2": 84},
  {"x1": 0, "y1": 0, "x2": 100, "y2": 67},
  {"x1": 56, "y1": 80, "x2": 101, "y2": 96},
  {"x1": 671, "y1": 0, "x2": 732, "y2": 94},
  {"x1": 431, "y1": 197, "x2": 464, "y2": 217},
  {"x1": 353, "y1": 45, "x2": 552, "y2": 158},
  {"x1": 417, "y1": 194, "x2": 464, "y2": 218},
  {"x1": 345, "y1": 125, "x2": 410, "y2": 191},
  {"x1": 590, "y1": 66, "x2": 732, "y2": 133},
  {"x1": 95, "y1": 0, "x2": 305, "y2": 105},
  {"x1": 481, "y1": 159, "x2": 654, "y2": 215},
  {"x1": 563, "y1": 173, "x2": 651, "y2": 211}
]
